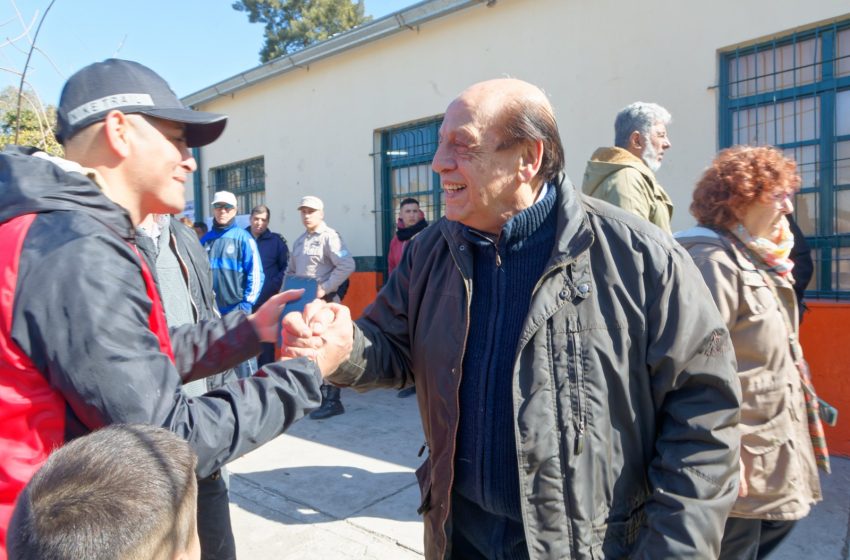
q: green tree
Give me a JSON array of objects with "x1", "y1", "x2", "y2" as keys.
[
  {"x1": 0, "y1": 86, "x2": 62, "y2": 156},
  {"x1": 234, "y1": 0, "x2": 371, "y2": 62}
]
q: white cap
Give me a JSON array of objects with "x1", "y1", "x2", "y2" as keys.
[
  {"x1": 211, "y1": 191, "x2": 237, "y2": 207},
  {"x1": 298, "y1": 195, "x2": 324, "y2": 210}
]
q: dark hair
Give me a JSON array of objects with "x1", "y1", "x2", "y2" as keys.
[
  {"x1": 250, "y1": 204, "x2": 271, "y2": 219},
  {"x1": 497, "y1": 97, "x2": 565, "y2": 184},
  {"x1": 8, "y1": 424, "x2": 198, "y2": 560},
  {"x1": 399, "y1": 198, "x2": 419, "y2": 208},
  {"x1": 690, "y1": 145, "x2": 800, "y2": 229}
]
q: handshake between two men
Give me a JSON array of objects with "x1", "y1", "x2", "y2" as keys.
[{"x1": 275, "y1": 293, "x2": 353, "y2": 377}]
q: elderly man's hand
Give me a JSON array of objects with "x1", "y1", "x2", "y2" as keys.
[
  {"x1": 247, "y1": 289, "x2": 307, "y2": 343},
  {"x1": 282, "y1": 300, "x2": 353, "y2": 376}
]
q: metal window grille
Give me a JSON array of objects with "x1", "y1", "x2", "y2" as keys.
[
  {"x1": 380, "y1": 118, "x2": 443, "y2": 266},
  {"x1": 208, "y1": 157, "x2": 266, "y2": 212},
  {"x1": 720, "y1": 20, "x2": 850, "y2": 298}
]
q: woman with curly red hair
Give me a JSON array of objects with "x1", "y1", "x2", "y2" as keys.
[{"x1": 677, "y1": 145, "x2": 829, "y2": 559}]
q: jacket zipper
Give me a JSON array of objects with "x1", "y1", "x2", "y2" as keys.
[
  {"x1": 438, "y1": 232, "x2": 474, "y2": 544},
  {"x1": 570, "y1": 329, "x2": 586, "y2": 456}
]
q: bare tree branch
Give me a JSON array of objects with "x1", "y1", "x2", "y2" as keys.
[{"x1": 14, "y1": 0, "x2": 57, "y2": 144}]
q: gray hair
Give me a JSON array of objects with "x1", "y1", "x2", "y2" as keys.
[{"x1": 614, "y1": 102, "x2": 671, "y2": 148}]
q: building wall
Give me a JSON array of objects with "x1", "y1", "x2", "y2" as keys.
[
  {"x1": 194, "y1": 0, "x2": 848, "y2": 243},
  {"x1": 194, "y1": 0, "x2": 850, "y2": 452}
]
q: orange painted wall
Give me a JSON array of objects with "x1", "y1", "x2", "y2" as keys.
[
  {"x1": 800, "y1": 301, "x2": 850, "y2": 457},
  {"x1": 342, "y1": 271, "x2": 383, "y2": 319}
]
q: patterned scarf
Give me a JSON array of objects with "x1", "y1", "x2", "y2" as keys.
[
  {"x1": 730, "y1": 217, "x2": 795, "y2": 283},
  {"x1": 798, "y1": 359, "x2": 832, "y2": 473}
]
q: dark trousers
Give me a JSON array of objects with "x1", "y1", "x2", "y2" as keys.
[
  {"x1": 719, "y1": 517, "x2": 797, "y2": 560},
  {"x1": 197, "y1": 471, "x2": 237, "y2": 560},
  {"x1": 448, "y1": 490, "x2": 529, "y2": 560},
  {"x1": 256, "y1": 342, "x2": 276, "y2": 368}
]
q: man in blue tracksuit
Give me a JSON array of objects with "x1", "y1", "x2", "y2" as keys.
[{"x1": 202, "y1": 190, "x2": 263, "y2": 378}]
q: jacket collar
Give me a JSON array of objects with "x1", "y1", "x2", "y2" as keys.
[
  {"x1": 0, "y1": 146, "x2": 136, "y2": 242},
  {"x1": 676, "y1": 225, "x2": 759, "y2": 272},
  {"x1": 440, "y1": 173, "x2": 595, "y2": 279}
]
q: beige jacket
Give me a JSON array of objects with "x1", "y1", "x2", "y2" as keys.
[
  {"x1": 286, "y1": 222, "x2": 355, "y2": 295},
  {"x1": 678, "y1": 226, "x2": 821, "y2": 520},
  {"x1": 581, "y1": 147, "x2": 673, "y2": 233}
]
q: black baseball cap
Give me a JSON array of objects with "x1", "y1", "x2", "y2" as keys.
[{"x1": 56, "y1": 58, "x2": 227, "y2": 147}]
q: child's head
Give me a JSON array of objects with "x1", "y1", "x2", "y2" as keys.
[{"x1": 9, "y1": 424, "x2": 199, "y2": 560}]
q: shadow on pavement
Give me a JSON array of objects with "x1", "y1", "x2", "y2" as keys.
[{"x1": 230, "y1": 464, "x2": 422, "y2": 524}]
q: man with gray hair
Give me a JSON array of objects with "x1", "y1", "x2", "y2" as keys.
[{"x1": 581, "y1": 102, "x2": 674, "y2": 232}]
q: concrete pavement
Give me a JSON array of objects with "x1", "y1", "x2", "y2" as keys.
[{"x1": 227, "y1": 388, "x2": 850, "y2": 559}]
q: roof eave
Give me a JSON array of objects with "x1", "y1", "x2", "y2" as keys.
[{"x1": 182, "y1": 0, "x2": 485, "y2": 107}]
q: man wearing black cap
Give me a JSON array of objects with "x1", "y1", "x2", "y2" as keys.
[{"x1": 0, "y1": 59, "x2": 348, "y2": 559}]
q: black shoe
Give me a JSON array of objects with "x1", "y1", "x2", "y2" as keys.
[
  {"x1": 310, "y1": 387, "x2": 345, "y2": 419},
  {"x1": 310, "y1": 400, "x2": 345, "y2": 419},
  {"x1": 397, "y1": 386, "x2": 416, "y2": 398}
]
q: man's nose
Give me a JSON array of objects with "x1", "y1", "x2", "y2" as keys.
[
  {"x1": 431, "y1": 144, "x2": 454, "y2": 174},
  {"x1": 183, "y1": 152, "x2": 198, "y2": 173}
]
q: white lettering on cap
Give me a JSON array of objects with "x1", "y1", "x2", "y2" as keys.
[{"x1": 66, "y1": 93, "x2": 154, "y2": 125}]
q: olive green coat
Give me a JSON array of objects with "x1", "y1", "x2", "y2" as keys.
[{"x1": 581, "y1": 147, "x2": 673, "y2": 233}]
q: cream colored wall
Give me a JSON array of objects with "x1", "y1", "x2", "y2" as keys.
[{"x1": 195, "y1": 0, "x2": 850, "y2": 255}]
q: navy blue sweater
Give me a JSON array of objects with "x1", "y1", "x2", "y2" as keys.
[{"x1": 452, "y1": 186, "x2": 557, "y2": 558}]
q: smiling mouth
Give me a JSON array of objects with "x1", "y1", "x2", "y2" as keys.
[{"x1": 443, "y1": 182, "x2": 466, "y2": 193}]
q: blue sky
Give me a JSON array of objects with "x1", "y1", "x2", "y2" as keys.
[{"x1": 0, "y1": 0, "x2": 412, "y2": 107}]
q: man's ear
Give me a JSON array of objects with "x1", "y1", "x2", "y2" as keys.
[
  {"x1": 518, "y1": 139, "x2": 544, "y2": 184},
  {"x1": 101, "y1": 110, "x2": 133, "y2": 159},
  {"x1": 629, "y1": 130, "x2": 644, "y2": 151}
]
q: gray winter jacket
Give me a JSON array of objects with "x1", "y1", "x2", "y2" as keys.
[
  {"x1": 136, "y1": 217, "x2": 237, "y2": 393},
  {"x1": 328, "y1": 175, "x2": 741, "y2": 559}
]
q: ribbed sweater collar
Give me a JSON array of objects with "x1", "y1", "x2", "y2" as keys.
[{"x1": 462, "y1": 183, "x2": 557, "y2": 252}]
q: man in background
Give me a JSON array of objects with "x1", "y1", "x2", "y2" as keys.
[
  {"x1": 202, "y1": 190, "x2": 263, "y2": 379},
  {"x1": 248, "y1": 204, "x2": 289, "y2": 368},
  {"x1": 387, "y1": 197, "x2": 427, "y2": 399},
  {"x1": 581, "y1": 102, "x2": 674, "y2": 232},
  {"x1": 287, "y1": 195, "x2": 355, "y2": 419},
  {"x1": 387, "y1": 197, "x2": 428, "y2": 276},
  {"x1": 137, "y1": 213, "x2": 238, "y2": 559}
]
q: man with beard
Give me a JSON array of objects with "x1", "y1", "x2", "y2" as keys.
[{"x1": 581, "y1": 102, "x2": 674, "y2": 233}]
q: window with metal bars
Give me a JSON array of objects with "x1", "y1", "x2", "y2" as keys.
[
  {"x1": 380, "y1": 118, "x2": 443, "y2": 266},
  {"x1": 720, "y1": 20, "x2": 850, "y2": 298},
  {"x1": 208, "y1": 156, "x2": 266, "y2": 212}
]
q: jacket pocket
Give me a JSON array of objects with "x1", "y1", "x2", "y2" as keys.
[
  {"x1": 549, "y1": 315, "x2": 588, "y2": 459},
  {"x1": 590, "y1": 506, "x2": 644, "y2": 560},
  {"x1": 740, "y1": 270, "x2": 775, "y2": 316},
  {"x1": 415, "y1": 458, "x2": 432, "y2": 515},
  {"x1": 741, "y1": 408, "x2": 795, "y2": 496}
]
